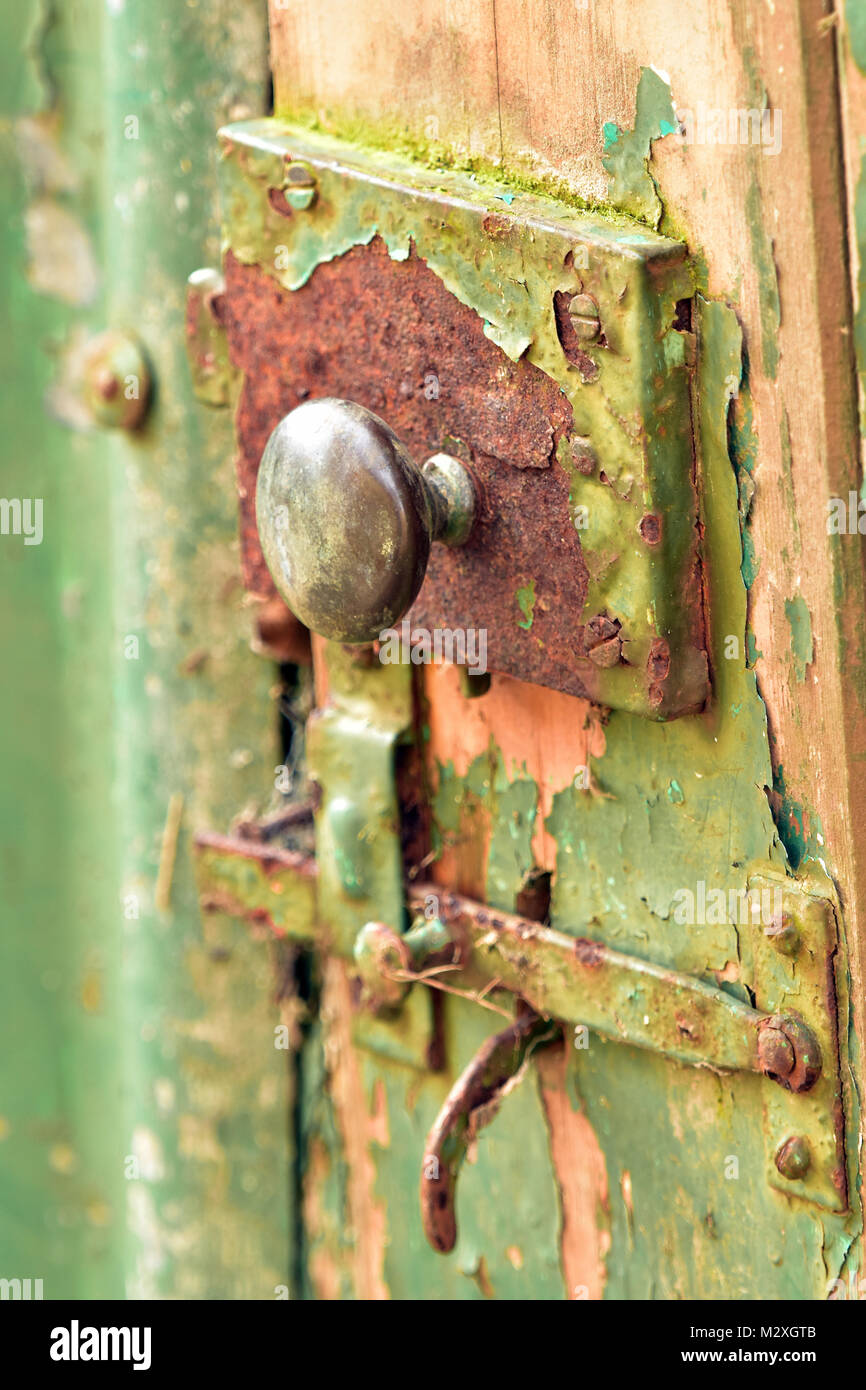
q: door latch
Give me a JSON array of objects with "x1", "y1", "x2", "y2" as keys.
[{"x1": 195, "y1": 822, "x2": 846, "y2": 1249}]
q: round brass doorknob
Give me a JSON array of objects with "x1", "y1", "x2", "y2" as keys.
[{"x1": 255, "y1": 398, "x2": 476, "y2": 644}]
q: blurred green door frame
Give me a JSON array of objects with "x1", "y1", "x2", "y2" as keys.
[{"x1": 0, "y1": 0, "x2": 289, "y2": 1298}]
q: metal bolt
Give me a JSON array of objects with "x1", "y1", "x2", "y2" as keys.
[
  {"x1": 82, "y1": 331, "x2": 150, "y2": 430},
  {"x1": 284, "y1": 159, "x2": 316, "y2": 187},
  {"x1": 757, "y1": 1025, "x2": 795, "y2": 1080},
  {"x1": 774, "y1": 1135, "x2": 811, "y2": 1181},
  {"x1": 283, "y1": 161, "x2": 317, "y2": 210},
  {"x1": 568, "y1": 293, "x2": 601, "y2": 343},
  {"x1": 354, "y1": 921, "x2": 412, "y2": 1011}
]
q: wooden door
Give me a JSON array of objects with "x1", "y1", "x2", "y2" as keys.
[{"x1": 257, "y1": 0, "x2": 866, "y2": 1300}]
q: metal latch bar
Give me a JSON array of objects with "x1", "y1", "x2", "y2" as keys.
[
  {"x1": 193, "y1": 833, "x2": 824, "y2": 1091},
  {"x1": 354, "y1": 881, "x2": 821, "y2": 1091}
]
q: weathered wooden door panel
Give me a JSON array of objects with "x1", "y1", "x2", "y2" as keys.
[
  {"x1": 4, "y1": 0, "x2": 865, "y2": 1307},
  {"x1": 241, "y1": 0, "x2": 865, "y2": 1300}
]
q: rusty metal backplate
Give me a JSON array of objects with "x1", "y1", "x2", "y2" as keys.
[{"x1": 218, "y1": 120, "x2": 708, "y2": 719}]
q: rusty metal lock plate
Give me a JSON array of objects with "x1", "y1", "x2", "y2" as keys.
[{"x1": 218, "y1": 120, "x2": 708, "y2": 719}]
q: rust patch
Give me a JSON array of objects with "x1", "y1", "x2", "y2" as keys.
[
  {"x1": 553, "y1": 289, "x2": 600, "y2": 380},
  {"x1": 647, "y1": 637, "x2": 671, "y2": 684},
  {"x1": 253, "y1": 594, "x2": 312, "y2": 664},
  {"x1": 573, "y1": 937, "x2": 605, "y2": 968},
  {"x1": 221, "y1": 240, "x2": 608, "y2": 700},
  {"x1": 267, "y1": 186, "x2": 295, "y2": 219},
  {"x1": 675, "y1": 1013, "x2": 700, "y2": 1041},
  {"x1": 639, "y1": 512, "x2": 662, "y2": 545}
]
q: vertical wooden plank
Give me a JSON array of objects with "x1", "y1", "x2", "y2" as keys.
[
  {"x1": 0, "y1": 0, "x2": 123, "y2": 1301},
  {"x1": 270, "y1": 0, "x2": 502, "y2": 157},
  {"x1": 103, "y1": 0, "x2": 291, "y2": 1298}
]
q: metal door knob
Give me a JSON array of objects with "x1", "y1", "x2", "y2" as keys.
[{"x1": 255, "y1": 397, "x2": 476, "y2": 644}]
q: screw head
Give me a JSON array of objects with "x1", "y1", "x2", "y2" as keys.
[
  {"x1": 568, "y1": 293, "x2": 601, "y2": 343},
  {"x1": 283, "y1": 161, "x2": 317, "y2": 210},
  {"x1": 284, "y1": 160, "x2": 316, "y2": 187},
  {"x1": 354, "y1": 921, "x2": 411, "y2": 1011},
  {"x1": 775, "y1": 1135, "x2": 811, "y2": 1181},
  {"x1": 757, "y1": 1025, "x2": 795, "y2": 1080},
  {"x1": 284, "y1": 186, "x2": 316, "y2": 211}
]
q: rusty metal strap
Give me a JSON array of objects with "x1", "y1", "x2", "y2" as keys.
[
  {"x1": 194, "y1": 831, "x2": 317, "y2": 942},
  {"x1": 400, "y1": 883, "x2": 821, "y2": 1093}
]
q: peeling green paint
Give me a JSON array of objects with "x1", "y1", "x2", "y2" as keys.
[
  {"x1": 516, "y1": 580, "x2": 536, "y2": 630},
  {"x1": 217, "y1": 71, "x2": 859, "y2": 1299},
  {"x1": 425, "y1": 297, "x2": 859, "y2": 1297},
  {"x1": 778, "y1": 410, "x2": 801, "y2": 555},
  {"x1": 770, "y1": 766, "x2": 825, "y2": 871},
  {"x1": 433, "y1": 745, "x2": 539, "y2": 911},
  {"x1": 602, "y1": 66, "x2": 678, "y2": 228},
  {"x1": 745, "y1": 182, "x2": 781, "y2": 380},
  {"x1": 542, "y1": 299, "x2": 779, "y2": 962},
  {"x1": 784, "y1": 594, "x2": 814, "y2": 683},
  {"x1": 727, "y1": 374, "x2": 761, "y2": 587},
  {"x1": 365, "y1": 1003, "x2": 566, "y2": 1300},
  {"x1": 740, "y1": 531, "x2": 760, "y2": 589}
]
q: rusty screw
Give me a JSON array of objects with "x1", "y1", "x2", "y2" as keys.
[
  {"x1": 774, "y1": 1135, "x2": 811, "y2": 1181},
  {"x1": 568, "y1": 293, "x2": 601, "y2": 343},
  {"x1": 354, "y1": 921, "x2": 412, "y2": 1011},
  {"x1": 757, "y1": 1024, "x2": 795, "y2": 1081},
  {"x1": 283, "y1": 160, "x2": 317, "y2": 210},
  {"x1": 584, "y1": 614, "x2": 622, "y2": 668}
]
